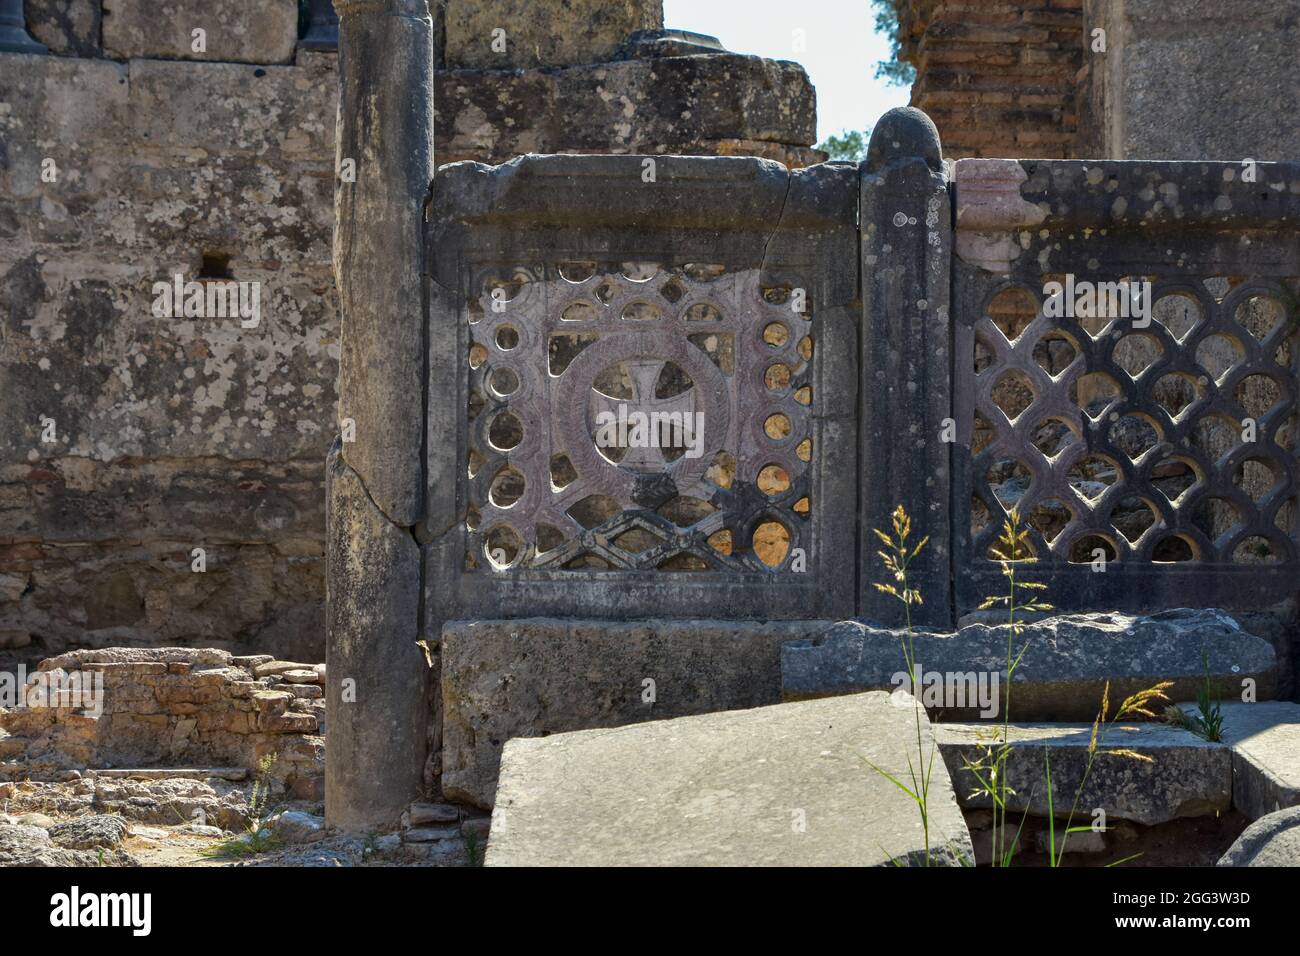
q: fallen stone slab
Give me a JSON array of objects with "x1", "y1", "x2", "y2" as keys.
[
  {"x1": 37, "y1": 647, "x2": 232, "y2": 672},
  {"x1": 279, "y1": 669, "x2": 321, "y2": 685},
  {"x1": 403, "y1": 825, "x2": 461, "y2": 844},
  {"x1": 936, "y1": 720, "x2": 1231, "y2": 826},
  {"x1": 487, "y1": 692, "x2": 972, "y2": 867},
  {"x1": 254, "y1": 661, "x2": 316, "y2": 679},
  {"x1": 269, "y1": 811, "x2": 326, "y2": 845},
  {"x1": 1218, "y1": 806, "x2": 1300, "y2": 867},
  {"x1": 782, "y1": 610, "x2": 1276, "y2": 721},
  {"x1": 1211, "y1": 701, "x2": 1300, "y2": 820}
]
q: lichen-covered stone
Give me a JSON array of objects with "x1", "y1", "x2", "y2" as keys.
[
  {"x1": 783, "y1": 610, "x2": 1278, "y2": 720},
  {"x1": 48, "y1": 814, "x2": 129, "y2": 849},
  {"x1": 0, "y1": 29, "x2": 818, "y2": 667},
  {"x1": 1217, "y1": 805, "x2": 1300, "y2": 867},
  {"x1": 444, "y1": 0, "x2": 662, "y2": 69},
  {"x1": 487, "y1": 692, "x2": 973, "y2": 866},
  {"x1": 27, "y1": 0, "x2": 102, "y2": 56},
  {"x1": 441, "y1": 617, "x2": 823, "y2": 808},
  {"x1": 937, "y1": 720, "x2": 1232, "y2": 826},
  {"x1": 102, "y1": 0, "x2": 299, "y2": 65},
  {"x1": 433, "y1": 53, "x2": 822, "y2": 168}
]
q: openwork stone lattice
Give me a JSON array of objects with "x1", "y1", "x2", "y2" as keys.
[
  {"x1": 968, "y1": 276, "x2": 1299, "y2": 567},
  {"x1": 464, "y1": 262, "x2": 814, "y2": 573}
]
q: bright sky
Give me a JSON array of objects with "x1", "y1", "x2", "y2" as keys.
[{"x1": 662, "y1": 0, "x2": 912, "y2": 145}]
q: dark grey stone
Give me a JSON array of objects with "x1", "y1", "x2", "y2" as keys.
[
  {"x1": 859, "y1": 107, "x2": 954, "y2": 627},
  {"x1": 333, "y1": 0, "x2": 433, "y2": 527},
  {"x1": 325, "y1": 445, "x2": 425, "y2": 830},
  {"x1": 433, "y1": 52, "x2": 820, "y2": 168},
  {"x1": 782, "y1": 609, "x2": 1277, "y2": 720},
  {"x1": 951, "y1": 156, "x2": 1300, "y2": 617},
  {"x1": 937, "y1": 721, "x2": 1231, "y2": 826},
  {"x1": 1085, "y1": 0, "x2": 1300, "y2": 161},
  {"x1": 1218, "y1": 805, "x2": 1300, "y2": 867},
  {"x1": 614, "y1": 29, "x2": 725, "y2": 59}
]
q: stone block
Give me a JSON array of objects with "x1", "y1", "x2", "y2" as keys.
[
  {"x1": 1218, "y1": 805, "x2": 1300, "y2": 867},
  {"x1": 102, "y1": 0, "x2": 298, "y2": 65},
  {"x1": 408, "y1": 802, "x2": 459, "y2": 825},
  {"x1": 1213, "y1": 701, "x2": 1300, "y2": 820},
  {"x1": 440, "y1": 617, "x2": 825, "y2": 808},
  {"x1": 783, "y1": 610, "x2": 1277, "y2": 721},
  {"x1": 27, "y1": 0, "x2": 103, "y2": 56},
  {"x1": 487, "y1": 692, "x2": 973, "y2": 866},
  {"x1": 433, "y1": 53, "x2": 820, "y2": 167},
  {"x1": 937, "y1": 720, "x2": 1232, "y2": 826},
  {"x1": 444, "y1": 0, "x2": 662, "y2": 69}
]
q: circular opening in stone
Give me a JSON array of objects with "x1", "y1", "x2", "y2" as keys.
[
  {"x1": 484, "y1": 525, "x2": 523, "y2": 568},
  {"x1": 754, "y1": 519, "x2": 790, "y2": 567},
  {"x1": 488, "y1": 411, "x2": 523, "y2": 451},
  {"x1": 763, "y1": 322, "x2": 789, "y2": 348},
  {"x1": 765, "y1": 363, "x2": 792, "y2": 392},
  {"x1": 496, "y1": 326, "x2": 519, "y2": 350},
  {"x1": 764, "y1": 413, "x2": 791, "y2": 441},
  {"x1": 758, "y1": 464, "x2": 791, "y2": 496},
  {"x1": 488, "y1": 465, "x2": 525, "y2": 508},
  {"x1": 490, "y1": 367, "x2": 520, "y2": 397}
]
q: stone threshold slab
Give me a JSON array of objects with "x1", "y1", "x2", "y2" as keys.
[
  {"x1": 487, "y1": 692, "x2": 973, "y2": 867},
  {"x1": 936, "y1": 721, "x2": 1231, "y2": 826},
  {"x1": 86, "y1": 768, "x2": 249, "y2": 781},
  {"x1": 940, "y1": 701, "x2": 1300, "y2": 827},
  {"x1": 782, "y1": 610, "x2": 1277, "y2": 721},
  {"x1": 1203, "y1": 701, "x2": 1300, "y2": 821}
]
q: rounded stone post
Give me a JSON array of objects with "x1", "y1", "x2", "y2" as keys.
[
  {"x1": 326, "y1": 0, "x2": 435, "y2": 831},
  {"x1": 858, "y1": 107, "x2": 954, "y2": 627}
]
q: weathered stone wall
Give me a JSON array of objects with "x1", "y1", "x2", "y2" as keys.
[
  {"x1": 0, "y1": 1, "x2": 820, "y2": 666},
  {"x1": 1079, "y1": 0, "x2": 1300, "y2": 160},
  {"x1": 0, "y1": 647, "x2": 325, "y2": 799}
]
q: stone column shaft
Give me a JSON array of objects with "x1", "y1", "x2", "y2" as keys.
[{"x1": 326, "y1": 0, "x2": 434, "y2": 831}]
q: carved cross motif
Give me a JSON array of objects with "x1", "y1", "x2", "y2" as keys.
[{"x1": 589, "y1": 359, "x2": 697, "y2": 472}]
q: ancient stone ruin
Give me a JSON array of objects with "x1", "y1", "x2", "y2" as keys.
[{"x1": 1, "y1": 0, "x2": 1299, "y2": 875}]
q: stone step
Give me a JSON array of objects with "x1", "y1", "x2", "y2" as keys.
[
  {"x1": 487, "y1": 692, "x2": 972, "y2": 867},
  {"x1": 938, "y1": 701, "x2": 1300, "y2": 826},
  {"x1": 1211, "y1": 701, "x2": 1300, "y2": 821},
  {"x1": 782, "y1": 609, "x2": 1277, "y2": 721},
  {"x1": 936, "y1": 720, "x2": 1231, "y2": 826},
  {"x1": 86, "y1": 767, "x2": 249, "y2": 782}
]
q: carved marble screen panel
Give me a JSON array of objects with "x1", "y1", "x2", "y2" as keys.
[
  {"x1": 425, "y1": 155, "x2": 858, "y2": 621},
  {"x1": 466, "y1": 261, "x2": 813, "y2": 574},
  {"x1": 952, "y1": 159, "x2": 1300, "y2": 615}
]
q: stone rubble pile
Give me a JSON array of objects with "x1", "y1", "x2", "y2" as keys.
[{"x1": 0, "y1": 647, "x2": 325, "y2": 798}]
